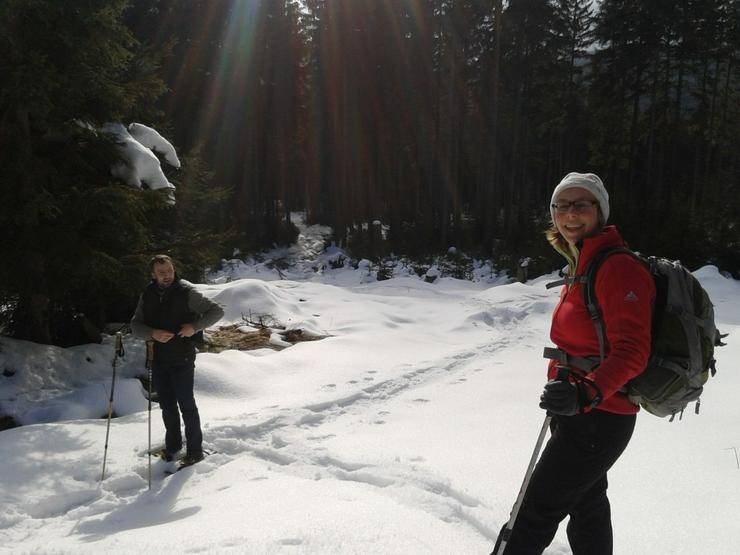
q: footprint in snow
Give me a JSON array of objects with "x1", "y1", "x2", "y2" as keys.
[{"x1": 271, "y1": 436, "x2": 288, "y2": 448}]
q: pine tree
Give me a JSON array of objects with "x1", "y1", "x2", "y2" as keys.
[
  {"x1": 549, "y1": 0, "x2": 595, "y2": 178},
  {"x1": 0, "y1": 0, "x2": 168, "y2": 343},
  {"x1": 148, "y1": 146, "x2": 235, "y2": 283}
]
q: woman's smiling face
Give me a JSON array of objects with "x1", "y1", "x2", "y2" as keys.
[{"x1": 553, "y1": 187, "x2": 601, "y2": 245}]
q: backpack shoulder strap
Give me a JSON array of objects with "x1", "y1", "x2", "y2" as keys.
[
  {"x1": 582, "y1": 246, "x2": 640, "y2": 363},
  {"x1": 545, "y1": 275, "x2": 588, "y2": 289}
]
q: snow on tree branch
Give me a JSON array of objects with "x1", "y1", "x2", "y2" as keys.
[
  {"x1": 128, "y1": 123, "x2": 181, "y2": 169},
  {"x1": 102, "y1": 122, "x2": 179, "y2": 204}
]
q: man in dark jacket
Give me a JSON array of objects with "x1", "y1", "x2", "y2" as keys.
[{"x1": 131, "y1": 255, "x2": 224, "y2": 466}]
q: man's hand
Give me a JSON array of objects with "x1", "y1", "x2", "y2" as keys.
[
  {"x1": 152, "y1": 329, "x2": 175, "y2": 343},
  {"x1": 178, "y1": 323, "x2": 196, "y2": 338}
]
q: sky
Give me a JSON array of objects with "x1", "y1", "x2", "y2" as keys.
[{"x1": 0, "y1": 220, "x2": 738, "y2": 554}]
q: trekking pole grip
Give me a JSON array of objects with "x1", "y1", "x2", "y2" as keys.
[
  {"x1": 555, "y1": 365, "x2": 570, "y2": 381},
  {"x1": 146, "y1": 340, "x2": 154, "y2": 369},
  {"x1": 115, "y1": 331, "x2": 124, "y2": 357}
]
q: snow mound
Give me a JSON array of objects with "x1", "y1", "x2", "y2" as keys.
[{"x1": 17, "y1": 379, "x2": 147, "y2": 425}]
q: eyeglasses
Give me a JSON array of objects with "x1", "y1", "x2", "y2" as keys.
[{"x1": 551, "y1": 200, "x2": 598, "y2": 214}]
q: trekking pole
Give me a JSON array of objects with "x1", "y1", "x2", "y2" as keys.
[
  {"x1": 494, "y1": 414, "x2": 552, "y2": 555},
  {"x1": 101, "y1": 332, "x2": 124, "y2": 482},
  {"x1": 146, "y1": 340, "x2": 154, "y2": 490}
]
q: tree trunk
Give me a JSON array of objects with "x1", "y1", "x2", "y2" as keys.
[
  {"x1": 628, "y1": 64, "x2": 644, "y2": 192},
  {"x1": 486, "y1": 0, "x2": 503, "y2": 246},
  {"x1": 703, "y1": 55, "x2": 722, "y2": 196},
  {"x1": 15, "y1": 294, "x2": 52, "y2": 345}
]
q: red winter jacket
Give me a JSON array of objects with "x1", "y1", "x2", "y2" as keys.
[{"x1": 547, "y1": 226, "x2": 656, "y2": 415}]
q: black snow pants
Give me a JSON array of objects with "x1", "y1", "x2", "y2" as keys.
[
  {"x1": 152, "y1": 357, "x2": 203, "y2": 457},
  {"x1": 492, "y1": 409, "x2": 636, "y2": 555}
]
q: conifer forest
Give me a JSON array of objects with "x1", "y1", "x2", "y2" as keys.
[{"x1": 1, "y1": 0, "x2": 739, "y2": 344}]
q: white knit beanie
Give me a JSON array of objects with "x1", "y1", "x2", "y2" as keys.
[{"x1": 550, "y1": 172, "x2": 609, "y2": 224}]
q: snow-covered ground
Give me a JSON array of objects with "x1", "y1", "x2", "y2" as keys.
[{"x1": 1, "y1": 226, "x2": 738, "y2": 554}]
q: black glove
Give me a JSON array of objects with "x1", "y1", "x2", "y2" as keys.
[{"x1": 539, "y1": 379, "x2": 584, "y2": 416}]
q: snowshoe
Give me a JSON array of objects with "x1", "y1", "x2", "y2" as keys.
[
  {"x1": 163, "y1": 451, "x2": 206, "y2": 475},
  {"x1": 151, "y1": 447, "x2": 181, "y2": 462},
  {"x1": 179, "y1": 451, "x2": 205, "y2": 467}
]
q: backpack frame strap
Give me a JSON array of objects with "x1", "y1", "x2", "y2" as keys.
[
  {"x1": 650, "y1": 356, "x2": 689, "y2": 375},
  {"x1": 542, "y1": 347, "x2": 600, "y2": 373},
  {"x1": 582, "y1": 246, "x2": 638, "y2": 364}
]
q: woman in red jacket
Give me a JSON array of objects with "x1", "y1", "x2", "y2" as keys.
[{"x1": 492, "y1": 172, "x2": 655, "y2": 555}]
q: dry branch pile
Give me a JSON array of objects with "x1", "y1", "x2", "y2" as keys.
[{"x1": 201, "y1": 321, "x2": 326, "y2": 354}]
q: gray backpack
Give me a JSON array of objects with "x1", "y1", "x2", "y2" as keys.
[{"x1": 581, "y1": 247, "x2": 725, "y2": 419}]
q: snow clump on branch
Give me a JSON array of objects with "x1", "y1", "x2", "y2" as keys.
[{"x1": 102, "y1": 122, "x2": 180, "y2": 204}]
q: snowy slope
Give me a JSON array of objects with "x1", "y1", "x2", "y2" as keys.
[{"x1": 0, "y1": 265, "x2": 738, "y2": 554}]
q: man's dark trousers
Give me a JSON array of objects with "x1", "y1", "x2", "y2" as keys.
[
  {"x1": 492, "y1": 410, "x2": 636, "y2": 555},
  {"x1": 152, "y1": 358, "x2": 203, "y2": 456}
]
